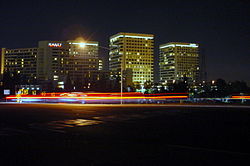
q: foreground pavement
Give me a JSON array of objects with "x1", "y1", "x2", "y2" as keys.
[{"x1": 0, "y1": 103, "x2": 250, "y2": 165}]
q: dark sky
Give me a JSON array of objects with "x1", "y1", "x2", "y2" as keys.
[{"x1": 0, "y1": 0, "x2": 249, "y2": 83}]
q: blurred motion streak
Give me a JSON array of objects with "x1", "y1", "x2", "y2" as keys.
[
  {"x1": 6, "y1": 92, "x2": 188, "y2": 103},
  {"x1": 231, "y1": 96, "x2": 250, "y2": 99}
]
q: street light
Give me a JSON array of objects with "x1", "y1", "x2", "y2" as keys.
[
  {"x1": 120, "y1": 53, "x2": 123, "y2": 104},
  {"x1": 79, "y1": 43, "x2": 86, "y2": 48}
]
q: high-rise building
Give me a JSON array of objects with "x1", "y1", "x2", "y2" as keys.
[
  {"x1": 159, "y1": 42, "x2": 199, "y2": 84},
  {"x1": 37, "y1": 40, "x2": 100, "y2": 89},
  {"x1": 4, "y1": 48, "x2": 38, "y2": 83},
  {"x1": 109, "y1": 32, "x2": 154, "y2": 86}
]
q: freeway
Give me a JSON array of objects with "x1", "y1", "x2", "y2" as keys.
[{"x1": 0, "y1": 103, "x2": 250, "y2": 165}]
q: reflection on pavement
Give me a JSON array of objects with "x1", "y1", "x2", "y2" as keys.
[
  {"x1": 29, "y1": 119, "x2": 103, "y2": 133},
  {"x1": 48, "y1": 119, "x2": 102, "y2": 128}
]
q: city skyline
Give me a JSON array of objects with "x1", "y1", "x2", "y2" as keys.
[
  {"x1": 1, "y1": 2, "x2": 250, "y2": 165},
  {"x1": 1, "y1": 36, "x2": 200, "y2": 86},
  {"x1": 0, "y1": 0, "x2": 249, "y2": 83}
]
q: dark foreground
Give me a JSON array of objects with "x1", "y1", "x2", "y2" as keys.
[{"x1": 0, "y1": 103, "x2": 250, "y2": 166}]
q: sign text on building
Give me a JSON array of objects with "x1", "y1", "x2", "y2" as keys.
[{"x1": 48, "y1": 43, "x2": 62, "y2": 47}]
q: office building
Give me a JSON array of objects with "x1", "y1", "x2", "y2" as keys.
[
  {"x1": 0, "y1": 48, "x2": 5, "y2": 76},
  {"x1": 4, "y1": 48, "x2": 38, "y2": 83},
  {"x1": 37, "y1": 40, "x2": 100, "y2": 89},
  {"x1": 159, "y1": 42, "x2": 199, "y2": 84},
  {"x1": 109, "y1": 32, "x2": 154, "y2": 87}
]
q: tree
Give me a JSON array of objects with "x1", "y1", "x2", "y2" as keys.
[
  {"x1": 214, "y1": 78, "x2": 229, "y2": 97},
  {"x1": 109, "y1": 75, "x2": 120, "y2": 92},
  {"x1": 173, "y1": 81, "x2": 188, "y2": 92},
  {"x1": 2, "y1": 70, "x2": 15, "y2": 94},
  {"x1": 144, "y1": 80, "x2": 153, "y2": 93},
  {"x1": 64, "y1": 75, "x2": 74, "y2": 91},
  {"x1": 229, "y1": 81, "x2": 249, "y2": 94}
]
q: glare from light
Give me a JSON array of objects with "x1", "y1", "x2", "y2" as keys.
[{"x1": 79, "y1": 43, "x2": 86, "y2": 48}]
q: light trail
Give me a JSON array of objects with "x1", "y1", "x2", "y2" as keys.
[
  {"x1": 6, "y1": 96, "x2": 188, "y2": 100},
  {"x1": 6, "y1": 92, "x2": 188, "y2": 103},
  {"x1": 6, "y1": 92, "x2": 250, "y2": 104},
  {"x1": 231, "y1": 96, "x2": 250, "y2": 99}
]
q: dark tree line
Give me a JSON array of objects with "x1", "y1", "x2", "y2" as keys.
[
  {"x1": 147, "y1": 78, "x2": 250, "y2": 98},
  {"x1": 1, "y1": 71, "x2": 249, "y2": 98},
  {"x1": 201, "y1": 79, "x2": 250, "y2": 97},
  {"x1": 0, "y1": 70, "x2": 38, "y2": 96},
  {"x1": 61, "y1": 74, "x2": 122, "y2": 92},
  {"x1": 1, "y1": 71, "x2": 27, "y2": 95}
]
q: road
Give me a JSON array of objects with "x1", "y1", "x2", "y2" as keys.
[{"x1": 0, "y1": 103, "x2": 250, "y2": 165}]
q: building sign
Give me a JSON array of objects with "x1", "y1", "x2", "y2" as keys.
[
  {"x1": 4, "y1": 89, "x2": 10, "y2": 95},
  {"x1": 48, "y1": 43, "x2": 62, "y2": 47}
]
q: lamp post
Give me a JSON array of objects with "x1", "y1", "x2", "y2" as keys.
[{"x1": 120, "y1": 54, "x2": 123, "y2": 104}]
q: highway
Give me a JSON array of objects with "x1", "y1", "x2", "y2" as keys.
[{"x1": 0, "y1": 103, "x2": 250, "y2": 165}]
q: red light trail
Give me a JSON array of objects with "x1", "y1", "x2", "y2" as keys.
[{"x1": 6, "y1": 92, "x2": 188, "y2": 102}]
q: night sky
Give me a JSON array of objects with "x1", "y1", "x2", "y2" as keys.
[{"x1": 0, "y1": 0, "x2": 249, "y2": 83}]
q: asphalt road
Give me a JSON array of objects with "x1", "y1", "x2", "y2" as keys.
[{"x1": 0, "y1": 103, "x2": 250, "y2": 166}]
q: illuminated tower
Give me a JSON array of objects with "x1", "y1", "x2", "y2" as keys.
[
  {"x1": 159, "y1": 42, "x2": 200, "y2": 84},
  {"x1": 37, "y1": 40, "x2": 99, "y2": 89},
  {"x1": 4, "y1": 48, "x2": 38, "y2": 83},
  {"x1": 109, "y1": 32, "x2": 154, "y2": 86},
  {"x1": 0, "y1": 48, "x2": 5, "y2": 76}
]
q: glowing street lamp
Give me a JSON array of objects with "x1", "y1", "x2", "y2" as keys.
[{"x1": 79, "y1": 43, "x2": 86, "y2": 48}]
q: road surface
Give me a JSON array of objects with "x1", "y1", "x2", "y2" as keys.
[{"x1": 0, "y1": 103, "x2": 250, "y2": 165}]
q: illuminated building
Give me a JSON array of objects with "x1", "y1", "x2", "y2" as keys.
[
  {"x1": 3, "y1": 40, "x2": 103, "y2": 91},
  {"x1": 98, "y1": 59, "x2": 103, "y2": 71},
  {"x1": 109, "y1": 32, "x2": 154, "y2": 86},
  {"x1": 37, "y1": 40, "x2": 100, "y2": 89},
  {"x1": 159, "y1": 42, "x2": 200, "y2": 84},
  {"x1": 0, "y1": 48, "x2": 5, "y2": 76},
  {"x1": 0, "y1": 48, "x2": 4, "y2": 86},
  {"x1": 4, "y1": 48, "x2": 38, "y2": 83}
]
